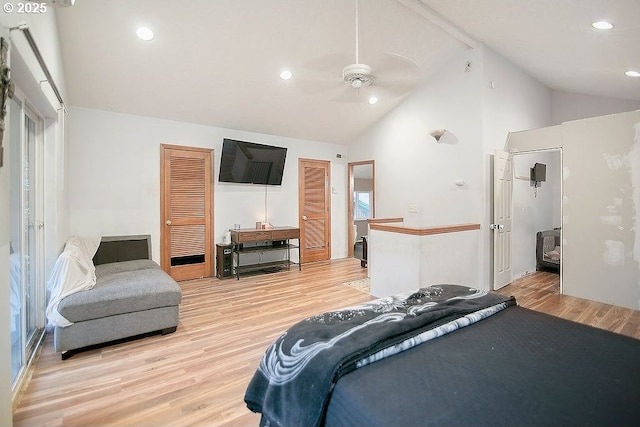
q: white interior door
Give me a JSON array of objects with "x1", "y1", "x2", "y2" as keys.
[{"x1": 493, "y1": 149, "x2": 513, "y2": 290}]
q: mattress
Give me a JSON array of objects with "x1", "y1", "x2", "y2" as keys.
[
  {"x1": 245, "y1": 285, "x2": 514, "y2": 427},
  {"x1": 325, "y1": 306, "x2": 640, "y2": 427}
]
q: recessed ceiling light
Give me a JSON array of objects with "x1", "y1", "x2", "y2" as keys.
[
  {"x1": 136, "y1": 27, "x2": 155, "y2": 41},
  {"x1": 280, "y1": 70, "x2": 292, "y2": 80},
  {"x1": 591, "y1": 21, "x2": 613, "y2": 30},
  {"x1": 625, "y1": 70, "x2": 640, "y2": 78},
  {"x1": 368, "y1": 96, "x2": 378, "y2": 105}
]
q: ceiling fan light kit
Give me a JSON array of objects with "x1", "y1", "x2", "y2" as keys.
[{"x1": 343, "y1": 63, "x2": 375, "y2": 88}]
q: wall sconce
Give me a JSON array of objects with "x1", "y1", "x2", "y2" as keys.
[
  {"x1": 430, "y1": 129, "x2": 446, "y2": 142},
  {"x1": 430, "y1": 129, "x2": 458, "y2": 144}
]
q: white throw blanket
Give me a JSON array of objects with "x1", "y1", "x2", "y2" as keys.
[{"x1": 46, "y1": 236, "x2": 102, "y2": 328}]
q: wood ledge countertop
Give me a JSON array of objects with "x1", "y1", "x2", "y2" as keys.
[
  {"x1": 368, "y1": 223, "x2": 480, "y2": 236},
  {"x1": 366, "y1": 217, "x2": 404, "y2": 224}
]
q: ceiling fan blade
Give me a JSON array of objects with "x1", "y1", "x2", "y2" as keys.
[
  {"x1": 295, "y1": 75, "x2": 342, "y2": 95},
  {"x1": 380, "y1": 52, "x2": 420, "y2": 77},
  {"x1": 367, "y1": 51, "x2": 423, "y2": 96},
  {"x1": 294, "y1": 53, "x2": 352, "y2": 95},
  {"x1": 294, "y1": 48, "x2": 423, "y2": 100}
]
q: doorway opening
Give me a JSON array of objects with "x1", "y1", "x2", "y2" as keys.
[
  {"x1": 511, "y1": 148, "x2": 562, "y2": 295},
  {"x1": 347, "y1": 161, "x2": 375, "y2": 262}
]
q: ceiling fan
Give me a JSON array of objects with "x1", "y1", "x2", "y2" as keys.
[
  {"x1": 295, "y1": 0, "x2": 421, "y2": 102},
  {"x1": 342, "y1": 0, "x2": 375, "y2": 91}
]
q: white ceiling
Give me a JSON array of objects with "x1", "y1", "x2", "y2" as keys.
[{"x1": 53, "y1": 0, "x2": 640, "y2": 144}]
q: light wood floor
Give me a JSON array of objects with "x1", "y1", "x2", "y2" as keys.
[
  {"x1": 13, "y1": 260, "x2": 640, "y2": 426},
  {"x1": 496, "y1": 271, "x2": 640, "y2": 339}
]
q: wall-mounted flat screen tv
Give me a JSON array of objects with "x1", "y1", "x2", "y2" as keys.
[
  {"x1": 531, "y1": 162, "x2": 546, "y2": 182},
  {"x1": 218, "y1": 138, "x2": 287, "y2": 185}
]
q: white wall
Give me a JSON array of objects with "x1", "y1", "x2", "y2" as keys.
[
  {"x1": 369, "y1": 228, "x2": 481, "y2": 298},
  {"x1": 512, "y1": 150, "x2": 561, "y2": 278},
  {"x1": 349, "y1": 44, "x2": 552, "y2": 290},
  {"x1": 509, "y1": 110, "x2": 640, "y2": 310},
  {"x1": 349, "y1": 47, "x2": 484, "y2": 228},
  {"x1": 551, "y1": 91, "x2": 640, "y2": 125},
  {"x1": 350, "y1": 44, "x2": 639, "y2": 295},
  {"x1": 479, "y1": 45, "x2": 552, "y2": 287},
  {"x1": 349, "y1": 46, "x2": 485, "y2": 287},
  {"x1": 2, "y1": 2, "x2": 67, "y2": 112},
  {"x1": 67, "y1": 107, "x2": 349, "y2": 263},
  {"x1": 563, "y1": 112, "x2": 640, "y2": 309}
]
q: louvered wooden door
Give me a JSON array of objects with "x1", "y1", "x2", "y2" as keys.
[
  {"x1": 298, "y1": 159, "x2": 331, "y2": 263},
  {"x1": 160, "y1": 145, "x2": 214, "y2": 281}
]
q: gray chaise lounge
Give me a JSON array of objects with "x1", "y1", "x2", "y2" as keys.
[{"x1": 53, "y1": 235, "x2": 182, "y2": 359}]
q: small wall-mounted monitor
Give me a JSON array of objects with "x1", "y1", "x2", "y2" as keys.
[{"x1": 531, "y1": 163, "x2": 546, "y2": 182}]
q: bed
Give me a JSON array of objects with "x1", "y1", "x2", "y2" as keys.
[{"x1": 245, "y1": 285, "x2": 640, "y2": 427}]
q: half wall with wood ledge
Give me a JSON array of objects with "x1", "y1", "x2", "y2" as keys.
[{"x1": 368, "y1": 221, "x2": 481, "y2": 298}]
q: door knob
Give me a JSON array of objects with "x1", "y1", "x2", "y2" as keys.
[
  {"x1": 166, "y1": 220, "x2": 172, "y2": 226},
  {"x1": 302, "y1": 215, "x2": 308, "y2": 221}
]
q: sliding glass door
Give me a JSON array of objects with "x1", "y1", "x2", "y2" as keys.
[{"x1": 9, "y1": 92, "x2": 46, "y2": 388}]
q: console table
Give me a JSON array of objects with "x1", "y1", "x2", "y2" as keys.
[{"x1": 230, "y1": 226, "x2": 300, "y2": 279}]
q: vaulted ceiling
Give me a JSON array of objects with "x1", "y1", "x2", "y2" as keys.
[{"x1": 53, "y1": 0, "x2": 640, "y2": 144}]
